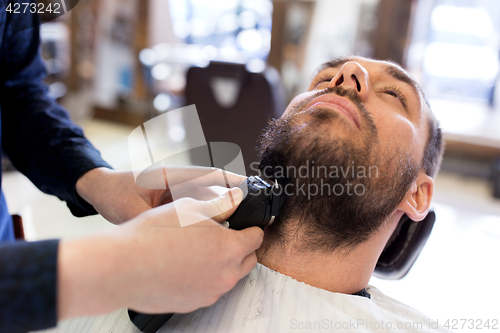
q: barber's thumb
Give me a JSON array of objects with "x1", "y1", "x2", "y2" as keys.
[
  {"x1": 206, "y1": 187, "x2": 244, "y2": 223},
  {"x1": 234, "y1": 227, "x2": 264, "y2": 254}
]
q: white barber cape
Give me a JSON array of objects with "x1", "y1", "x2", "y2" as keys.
[
  {"x1": 159, "y1": 263, "x2": 449, "y2": 333},
  {"x1": 39, "y1": 263, "x2": 450, "y2": 333}
]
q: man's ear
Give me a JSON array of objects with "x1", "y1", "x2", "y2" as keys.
[{"x1": 396, "y1": 171, "x2": 434, "y2": 221}]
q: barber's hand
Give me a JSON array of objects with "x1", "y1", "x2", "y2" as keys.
[
  {"x1": 58, "y1": 188, "x2": 264, "y2": 319},
  {"x1": 75, "y1": 166, "x2": 247, "y2": 224},
  {"x1": 122, "y1": 188, "x2": 262, "y2": 313}
]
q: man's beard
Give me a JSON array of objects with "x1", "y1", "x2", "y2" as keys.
[{"x1": 257, "y1": 86, "x2": 420, "y2": 252}]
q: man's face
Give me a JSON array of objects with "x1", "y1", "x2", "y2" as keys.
[
  {"x1": 257, "y1": 57, "x2": 430, "y2": 250},
  {"x1": 284, "y1": 57, "x2": 428, "y2": 164}
]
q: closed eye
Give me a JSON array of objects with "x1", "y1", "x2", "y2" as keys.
[
  {"x1": 385, "y1": 90, "x2": 398, "y2": 98},
  {"x1": 381, "y1": 85, "x2": 407, "y2": 109},
  {"x1": 311, "y1": 73, "x2": 335, "y2": 89},
  {"x1": 314, "y1": 78, "x2": 333, "y2": 87}
]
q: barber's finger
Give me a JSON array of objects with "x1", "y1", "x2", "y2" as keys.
[
  {"x1": 195, "y1": 168, "x2": 246, "y2": 188},
  {"x1": 188, "y1": 187, "x2": 221, "y2": 201},
  {"x1": 165, "y1": 167, "x2": 247, "y2": 188},
  {"x1": 194, "y1": 187, "x2": 244, "y2": 222},
  {"x1": 232, "y1": 227, "x2": 264, "y2": 256},
  {"x1": 238, "y1": 251, "x2": 258, "y2": 278},
  {"x1": 169, "y1": 186, "x2": 221, "y2": 202},
  {"x1": 219, "y1": 170, "x2": 247, "y2": 188}
]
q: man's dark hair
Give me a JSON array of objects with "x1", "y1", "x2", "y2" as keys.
[{"x1": 422, "y1": 101, "x2": 444, "y2": 178}]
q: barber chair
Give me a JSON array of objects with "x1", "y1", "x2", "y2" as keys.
[
  {"x1": 184, "y1": 61, "x2": 286, "y2": 175},
  {"x1": 374, "y1": 210, "x2": 436, "y2": 279}
]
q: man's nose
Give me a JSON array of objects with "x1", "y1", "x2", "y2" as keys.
[{"x1": 328, "y1": 62, "x2": 369, "y2": 102}]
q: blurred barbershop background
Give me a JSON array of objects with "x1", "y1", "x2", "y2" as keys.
[{"x1": 5, "y1": 0, "x2": 500, "y2": 326}]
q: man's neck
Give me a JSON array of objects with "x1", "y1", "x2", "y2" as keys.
[{"x1": 256, "y1": 216, "x2": 400, "y2": 295}]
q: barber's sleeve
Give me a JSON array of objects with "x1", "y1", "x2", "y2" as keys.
[
  {"x1": 0, "y1": 9, "x2": 112, "y2": 216},
  {"x1": 0, "y1": 240, "x2": 59, "y2": 332}
]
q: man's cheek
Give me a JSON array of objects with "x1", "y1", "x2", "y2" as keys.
[
  {"x1": 282, "y1": 93, "x2": 314, "y2": 117},
  {"x1": 375, "y1": 115, "x2": 415, "y2": 149}
]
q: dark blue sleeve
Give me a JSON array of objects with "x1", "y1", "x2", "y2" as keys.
[
  {"x1": 0, "y1": 240, "x2": 59, "y2": 332},
  {"x1": 0, "y1": 5, "x2": 112, "y2": 217}
]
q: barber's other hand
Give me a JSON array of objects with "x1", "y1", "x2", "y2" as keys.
[
  {"x1": 75, "y1": 167, "x2": 247, "y2": 224},
  {"x1": 122, "y1": 188, "x2": 263, "y2": 314},
  {"x1": 58, "y1": 188, "x2": 264, "y2": 319}
]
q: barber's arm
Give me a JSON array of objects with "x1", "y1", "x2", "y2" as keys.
[
  {"x1": 0, "y1": 187, "x2": 263, "y2": 332},
  {"x1": 0, "y1": 10, "x2": 111, "y2": 216},
  {"x1": 0, "y1": 9, "x2": 263, "y2": 333},
  {"x1": 75, "y1": 166, "x2": 247, "y2": 224},
  {"x1": 0, "y1": 11, "x2": 246, "y2": 225}
]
